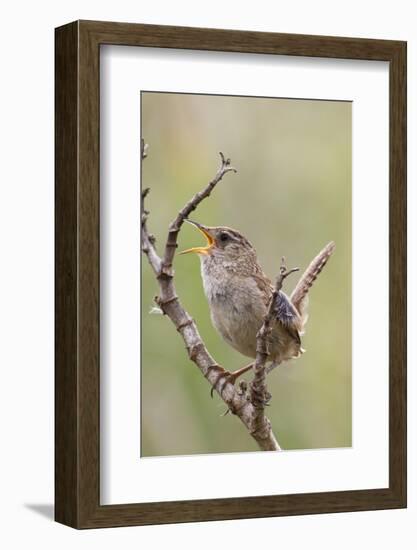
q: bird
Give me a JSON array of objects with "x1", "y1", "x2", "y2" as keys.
[{"x1": 180, "y1": 220, "x2": 335, "y2": 388}]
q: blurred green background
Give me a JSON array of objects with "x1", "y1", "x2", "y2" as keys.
[{"x1": 141, "y1": 92, "x2": 351, "y2": 457}]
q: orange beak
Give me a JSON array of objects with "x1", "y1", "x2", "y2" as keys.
[{"x1": 179, "y1": 220, "x2": 215, "y2": 255}]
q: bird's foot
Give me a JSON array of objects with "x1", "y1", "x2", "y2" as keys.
[
  {"x1": 208, "y1": 363, "x2": 254, "y2": 398},
  {"x1": 250, "y1": 384, "x2": 272, "y2": 407}
]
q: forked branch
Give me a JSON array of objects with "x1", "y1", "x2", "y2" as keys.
[{"x1": 141, "y1": 140, "x2": 280, "y2": 451}]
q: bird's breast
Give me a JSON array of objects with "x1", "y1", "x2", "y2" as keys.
[
  {"x1": 200, "y1": 266, "x2": 266, "y2": 358},
  {"x1": 199, "y1": 261, "x2": 303, "y2": 364}
]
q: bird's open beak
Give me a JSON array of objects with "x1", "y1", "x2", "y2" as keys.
[{"x1": 179, "y1": 220, "x2": 215, "y2": 255}]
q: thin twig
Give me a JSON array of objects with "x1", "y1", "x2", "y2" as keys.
[
  {"x1": 249, "y1": 258, "x2": 299, "y2": 447},
  {"x1": 141, "y1": 143, "x2": 280, "y2": 451},
  {"x1": 160, "y1": 152, "x2": 237, "y2": 279},
  {"x1": 140, "y1": 141, "x2": 161, "y2": 274}
]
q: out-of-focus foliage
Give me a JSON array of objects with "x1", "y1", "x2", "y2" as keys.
[{"x1": 141, "y1": 92, "x2": 351, "y2": 457}]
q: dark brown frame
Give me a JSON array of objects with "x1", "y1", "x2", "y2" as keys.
[{"x1": 55, "y1": 20, "x2": 407, "y2": 529}]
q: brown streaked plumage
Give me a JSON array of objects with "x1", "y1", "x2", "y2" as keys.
[{"x1": 180, "y1": 220, "x2": 335, "y2": 382}]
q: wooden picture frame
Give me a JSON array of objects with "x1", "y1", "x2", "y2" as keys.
[{"x1": 55, "y1": 20, "x2": 407, "y2": 529}]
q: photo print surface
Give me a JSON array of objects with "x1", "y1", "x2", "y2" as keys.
[{"x1": 141, "y1": 91, "x2": 351, "y2": 457}]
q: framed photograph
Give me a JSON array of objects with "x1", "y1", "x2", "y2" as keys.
[{"x1": 55, "y1": 20, "x2": 406, "y2": 528}]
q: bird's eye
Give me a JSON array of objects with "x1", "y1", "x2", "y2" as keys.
[{"x1": 219, "y1": 232, "x2": 229, "y2": 243}]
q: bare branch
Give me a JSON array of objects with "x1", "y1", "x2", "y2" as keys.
[
  {"x1": 160, "y1": 152, "x2": 237, "y2": 279},
  {"x1": 141, "y1": 138, "x2": 149, "y2": 159},
  {"x1": 249, "y1": 257, "x2": 300, "y2": 448},
  {"x1": 141, "y1": 145, "x2": 280, "y2": 452},
  {"x1": 140, "y1": 139, "x2": 161, "y2": 274}
]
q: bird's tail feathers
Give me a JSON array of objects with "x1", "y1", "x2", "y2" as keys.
[{"x1": 290, "y1": 241, "x2": 335, "y2": 324}]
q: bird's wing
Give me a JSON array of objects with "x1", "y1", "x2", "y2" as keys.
[
  {"x1": 274, "y1": 291, "x2": 298, "y2": 326},
  {"x1": 252, "y1": 272, "x2": 301, "y2": 344},
  {"x1": 273, "y1": 291, "x2": 301, "y2": 345}
]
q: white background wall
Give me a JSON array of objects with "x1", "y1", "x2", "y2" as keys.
[{"x1": 0, "y1": 0, "x2": 415, "y2": 547}]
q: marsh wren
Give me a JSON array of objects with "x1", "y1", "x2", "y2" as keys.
[{"x1": 180, "y1": 220, "x2": 335, "y2": 385}]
